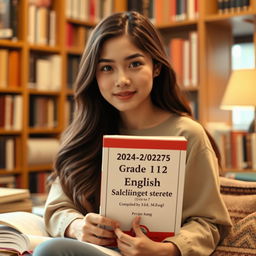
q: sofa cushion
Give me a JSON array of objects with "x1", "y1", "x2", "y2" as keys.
[
  {"x1": 212, "y1": 212, "x2": 256, "y2": 256},
  {"x1": 220, "y1": 177, "x2": 256, "y2": 195},
  {"x1": 220, "y1": 177, "x2": 256, "y2": 224},
  {"x1": 212, "y1": 177, "x2": 256, "y2": 255}
]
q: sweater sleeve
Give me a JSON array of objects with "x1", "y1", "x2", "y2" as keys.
[
  {"x1": 44, "y1": 178, "x2": 85, "y2": 237},
  {"x1": 163, "y1": 147, "x2": 232, "y2": 255}
]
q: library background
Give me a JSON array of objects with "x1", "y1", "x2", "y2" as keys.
[{"x1": 0, "y1": 0, "x2": 256, "y2": 201}]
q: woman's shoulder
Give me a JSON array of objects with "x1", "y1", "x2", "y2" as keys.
[
  {"x1": 167, "y1": 115, "x2": 206, "y2": 137},
  {"x1": 169, "y1": 115, "x2": 214, "y2": 151}
]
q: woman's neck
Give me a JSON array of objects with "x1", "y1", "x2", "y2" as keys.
[{"x1": 120, "y1": 106, "x2": 171, "y2": 130}]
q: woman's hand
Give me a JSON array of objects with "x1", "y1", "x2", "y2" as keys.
[
  {"x1": 115, "y1": 216, "x2": 180, "y2": 256},
  {"x1": 65, "y1": 213, "x2": 119, "y2": 246}
]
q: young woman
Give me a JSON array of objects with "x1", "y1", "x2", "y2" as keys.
[{"x1": 34, "y1": 11, "x2": 232, "y2": 256}]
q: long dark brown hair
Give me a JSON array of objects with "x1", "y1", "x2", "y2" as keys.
[{"x1": 52, "y1": 11, "x2": 221, "y2": 214}]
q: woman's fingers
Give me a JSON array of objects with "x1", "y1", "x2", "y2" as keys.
[
  {"x1": 80, "y1": 213, "x2": 119, "y2": 245},
  {"x1": 131, "y1": 216, "x2": 144, "y2": 237},
  {"x1": 90, "y1": 222, "x2": 116, "y2": 239},
  {"x1": 85, "y1": 213, "x2": 119, "y2": 228}
]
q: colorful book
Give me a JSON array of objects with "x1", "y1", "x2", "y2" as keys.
[{"x1": 100, "y1": 135, "x2": 187, "y2": 243}]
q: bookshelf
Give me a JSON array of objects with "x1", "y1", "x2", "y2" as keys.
[
  {"x1": 0, "y1": 0, "x2": 255, "y2": 191},
  {"x1": 0, "y1": 0, "x2": 126, "y2": 191},
  {"x1": 127, "y1": 0, "x2": 256, "y2": 173}
]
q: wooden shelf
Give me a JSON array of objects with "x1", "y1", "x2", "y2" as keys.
[
  {"x1": 0, "y1": 130, "x2": 22, "y2": 135},
  {"x1": 29, "y1": 45, "x2": 62, "y2": 53},
  {"x1": 0, "y1": 169, "x2": 22, "y2": 175},
  {"x1": 66, "y1": 18, "x2": 96, "y2": 27},
  {"x1": 28, "y1": 165, "x2": 53, "y2": 172},
  {"x1": 28, "y1": 128, "x2": 61, "y2": 134},
  {"x1": 204, "y1": 10, "x2": 256, "y2": 21},
  {"x1": 156, "y1": 19, "x2": 198, "y2": 30},
  {"x1": 28, "y1": 89, "x2": 61, "y2": 96},
  {"x1": 0, "y1": 40, "x2": 24, "y2": 48}
]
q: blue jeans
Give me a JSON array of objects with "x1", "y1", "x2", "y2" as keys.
[{"x1": 33, "y1": 238, "x2": 119, "y2": 256}]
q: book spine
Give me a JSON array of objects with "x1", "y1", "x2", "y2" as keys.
[{"x1": 0, "y1": 0, "x2": 13, "y2": 39}]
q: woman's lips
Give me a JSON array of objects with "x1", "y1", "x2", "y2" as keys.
[{"x1": 114, "y1": 91, "x2": 136, "y2": 100}]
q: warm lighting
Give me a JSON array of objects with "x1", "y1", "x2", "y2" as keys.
[{"x1": 221, "y1": 69, "x2": 256, "y2": 132}]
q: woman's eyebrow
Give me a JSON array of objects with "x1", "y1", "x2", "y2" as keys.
[
  {"x1": 125, "y1": 53, "x2": 144, "y2": 60},
  {"x1": 98, "y1": 53, "x2": 144, "y2": 63}
]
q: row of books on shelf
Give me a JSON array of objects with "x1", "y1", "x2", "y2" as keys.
[
  {"x1": 29, "y1": 171, "x2": 50, "y2": 194},
  {"x1": 0, "y1": 94, "x2": 22, "y2": 130},
  {"x1": 28, "y1": 0, "x2": 56, "y2": 45},
  {"x1": 168, "y1": 32, "x2": 198, "y2": 88},
  {"x1": 29, "y1": 54, "x2": 61, "y2": 91},
  {"x1": 217, "y1": 0, "x2": 251, "y2": 14},
  {"x1": 0, "y1": 137, "x2": 59, "y2": 171},
  {"x1": 0, "y1": 172, "x2": 50, "y2": 194},
  {"x1": 66, "y1": 23, "x2": 93, "y2": 49},
  {"x1": 0, "y1": 94, "x2": 74, "y2": 131},
  {"x1": 213, "y1": 129, "x2": 256, "y2": 170},
  {"x1": 29, "y1": 96, "x2": 57, "y2": 129},
  {"x1": 0, "y1": 0, "x2": 18, "y2": 40},
  {"x1": 0, "y1": 175, "x2": 19, "y2": 188},
  {"x1": 128, "y1": 0, "x2": 198, "y2": 24},
  {"x1": 0, "y1": 49, "x2": 20, "y2": 88},
  {"x1": 66, "y1": 0, "x2": 114, "y2": 23}
]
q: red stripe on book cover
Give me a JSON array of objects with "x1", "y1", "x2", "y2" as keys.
[
  {"x1": 108, "y1": 231, "x2": 175, "y2": 247},
  {"x1": 103, "y1": 138, "x2": 187, "y2": 150},
  {"x1": 125, "y1": 230, "x2": 175, "y2": 241}
]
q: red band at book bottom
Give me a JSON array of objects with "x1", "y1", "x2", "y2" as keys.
[{"x1": 108, "y1": 226, "x2": 175, "y2": 247}]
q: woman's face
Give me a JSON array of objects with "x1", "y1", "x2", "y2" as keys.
[{"x1": 96, "y1": 35, "x2": 157, "y2": 115}]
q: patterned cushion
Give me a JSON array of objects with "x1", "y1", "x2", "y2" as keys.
[
  {"x1": 212, "y1": 177, "x2": 256, "y2": 256},
  {"x1": 212, "y1": 212, "x2": 256, "y2": 256},
  {"x1": 220, "y1": 177, "x2": 256, "y2": 224},
  {"x1": 220, "y1": 177, "x2": 256, "y2": 196}
]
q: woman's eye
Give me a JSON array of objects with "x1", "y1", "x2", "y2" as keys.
[
  {"x1": 129, "y1": 61, "x2": 142, "y2": 68},
  {"x1": 100, "y1": 65, "x2": 112, "y2": 72}
]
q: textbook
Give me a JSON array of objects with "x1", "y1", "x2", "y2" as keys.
[
  {"x1": 0, "y1": 188, "x2": 32, "y2": 213},
  {"x1": 0, "y1": 211, "x2": 50, "y2": 255},
  {"x1": 0, "y1": 188, "x2": 30, "y2": 204},
  {"x1": 100, "y1": 135, "x2": 187, "y2": 242},
  {"x1": 0, "y1": 211, "x2": 121, "y2": 256}
]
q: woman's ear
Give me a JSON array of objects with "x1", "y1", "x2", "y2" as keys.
[{"x1": 153, "y1": 63, "x2": 162, "y2": 77}]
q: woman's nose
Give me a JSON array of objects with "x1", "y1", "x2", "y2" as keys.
[{"x1": 115, "y1": 71, "x2": 130, "y2": 88}]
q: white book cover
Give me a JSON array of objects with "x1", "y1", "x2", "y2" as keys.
[
  {"x1": 182, "y1": 39, "x2": 190, "y2": 87},
  {"x1": 49, "y1": 54, "x2": 61, "y2": 91},
  {"x1": 72, "y1": 0, "x2": 80, "y2": 19},
  {"x1": 36, "y1": 58, "x2": 50, "y2": 90},
  {"x1": 65, "y1": 0, "x2": 72, "y2": 18},
  {"x1": 4, "y1": 95, "x2": 12, "y2": 130},
  {"x1": 100, "y1": 135, "x2": 187, "y2": 242},
  {"x1": 79, "y1": 0, "x2": 88, "y2": 21},
  {"x1": 190, "y1": 31, "x2": 198, "y2": 87},
  {"x1": 49, "y1": 10, "x2": 56, "y2": 46},
  {"x1": 28, "y1": 4, "x2": 36, "y2": 44},
  {"x1": 13, "y1": 95, "x2": 22, "y2": 130},
  {"x1": 5, "y1": 138, "x2": 14, "y2": 170}
]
